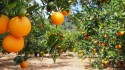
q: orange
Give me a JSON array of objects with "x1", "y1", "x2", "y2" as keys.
[
  {"x1": 88, "y1": 58, "x2": 91, "y2": 61},
  {"x1": 99, "y1": 43, "x2": 102, "y2": 46},
  {"x1": 20, "y1": 61, "x2": 28, "y2": 68},
  {"x1": 94, "y1": 40, "x2": 98, "y2": 44},
  {"x1": 115, "y1": 45, "x2": 122, "y2": 49},
  {"x1": 9, "y1": 16, "x2": 31, "y2": 37},
  {"x1": 101, "y1": 43, "x2": 105, "y2": 46},
  {"x1": 61, "y1": 10, "x2": 71, "y2": 16},
  {"x1": 120, "y1": 31, "x2": 124, "y2": 35},
  {"x1": 115, "y1": 45, "x2": 119, "y2": 49},
  {"x1": 116, "y1": 32, "x2": 121, "y2": 36},
  {"x1": 2, "y1": 34, "x2": 24, "y2": 52},
  {"x1": 104, "y1": 60, "x2": 108, "y2": 65},
  {"x1": 104, "y1": 34, "x2": 108, "y2": 38},
  {"x1": 0, "y1": 15, "x2": 10, "y2": 34},
  {"x1": 116, "y1": 31, "x2": 124, "y2": 36},
  {"x1": 118, "y1": 45, "x2": 122, "y2": 49},
  {"x1": 50, "y1": 12, "x2": 64, "y2": 25}
]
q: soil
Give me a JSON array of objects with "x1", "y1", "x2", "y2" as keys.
[{"x1": 0, "y1": 52, "x2": 110, "y2": 70}]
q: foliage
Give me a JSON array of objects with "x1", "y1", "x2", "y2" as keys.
[
  {"x1": 71, "y1": 0, "x2": 125, "y2": 69},
  {"x1": 0, "y1": 0, "x2": 125, "y2": 69}
]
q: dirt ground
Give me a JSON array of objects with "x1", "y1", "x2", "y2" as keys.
[{"x1": 0, "y1": 52, "x2": 110, "y2": 70}]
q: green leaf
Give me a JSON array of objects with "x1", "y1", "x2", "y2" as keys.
[
  {"x1": 27, "y1": 4, "x2": 39, "y2": 13},
  {"x1": 24, "y1": 54, "x2": 29, "y2": 61},
  {"x1": 9, "y1": 3, "x2": 16, "y2": 9},
  {"x1": 14, "y1": 56, "x2": 22, "y2": 66}
]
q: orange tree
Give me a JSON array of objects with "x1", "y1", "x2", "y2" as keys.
[
  {"x1": 0, "y1": 0, "x2": 41, "y2": 67},
  {"x1": 70, "y1": 0, "x2": 125, "y2": 69}
]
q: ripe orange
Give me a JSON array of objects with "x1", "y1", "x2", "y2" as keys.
[
  {"x1": 61, "y1": 10, "x2": 71, "y2": 16},
  {"x1": 101, "y1": 43, "x2": 105, "y2": 46},
  {"x1": 116, "y1": 32, "x2": 121, "y2": 36},
  {"x1": 2, "y1": 34, "x2": 24, "y2": 52},
  {"x1": 50, "y1": 12, "x2": 64, "y2": 25},
  {"x1": 20, "y1": 61, "x2": 28, "y2": 68},
  {"x1": 9, "y1": 16, "x2": 31, "y2": 37},
  {"x1": 88, "y1": 58, "x2": 91, "y2": 61},
  {"x1": 116, "y1": 31, "x2": 124, "y2": 36},
  {"x1": 99, "y1": 43, "x2": 102, "y2": 46},
  {"x1": 118, "y1": 45, "x2": 122, "y2": 49},
  {"x1": 94, "y1": 40, "x2": 98, "y2": 44},
  {"x1": 120, "y1": 31, "x2": 124, "y2": 35},
  {"x1": 115, "y1": 45, "x2": 119, "y2": 49},
  {"x1": 0, "y1": 15, "x2": 10, "y2": 34},
  {"x1": 104, "y1": 60, "x2": 108, "y2": 65},
  {"x1": 115, "y1": 45, "x2": 122, "y2": 49}
]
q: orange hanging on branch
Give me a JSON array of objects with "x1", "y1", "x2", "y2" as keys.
[
  {"x1": 9, "y1": 16, "x2": 31, "y2": 37},
  {"x1": 50, "y1": 12, "x2": 64, "y2": 26},
  {"x1": 0, "y1": 15, "x2": 10, "y2": 34},
  {"x1": 2, "y1": 34, "x2": 24, "y2": 52},
  {"x1": 61, "y1": 10, "x2": 71, "y2": 16}
]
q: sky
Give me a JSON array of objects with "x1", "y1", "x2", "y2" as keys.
[
  {"x1": 35, "y1": 0, "x2": 42, "y2": 4},
  {"x1": 34, "y1": 0, "x2": 82, "y2": 18},
  {"x1": 35, "y1": 0, "x2": 82, "y2": 13},
  {"x1": 71, "y1": 0, "x2": 82, "y2": 13}
]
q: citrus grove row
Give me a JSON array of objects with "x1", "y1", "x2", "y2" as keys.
[{"x1": 0, "y1": 0, "x2": 125, "y2": 69}]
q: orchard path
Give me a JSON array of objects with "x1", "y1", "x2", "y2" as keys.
[{"x1": 0, "y1": 52, "x2": 109, "y2": 70}]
